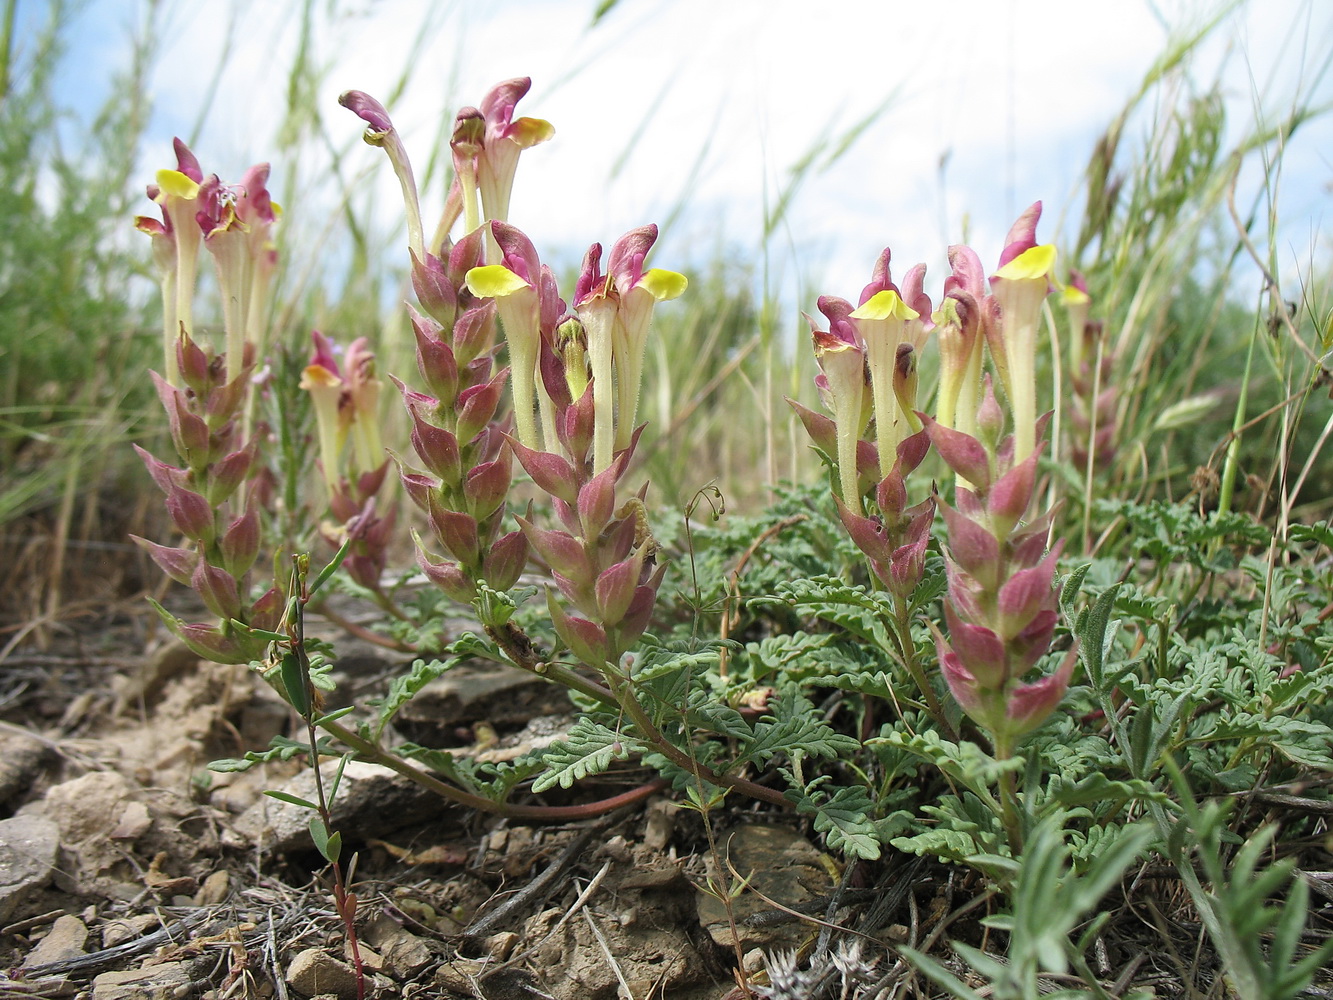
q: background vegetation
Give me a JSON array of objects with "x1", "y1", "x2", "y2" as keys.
[{"x1": 3, "y1": 0, "x2": 1332, "y2": 993}]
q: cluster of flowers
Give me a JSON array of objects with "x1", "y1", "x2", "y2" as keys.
[
  {"x1": 132, "y1": 144, "x2": 282, "y2": 663},
  {"x1": 801, "y1": 205, "x2": 1081, "y2": 749},
  {"x1": 1063, "y1": 271, "x2": 1118, "y2": 473},
  {"x1": 135, "y1": 73, "x2": 1097, "y2": 757},
  {"x1": 134, "y1": 140, "x2": 278, "y2": 388},
  {"x1": 134, "y1": 79, "x2": 688, "y2": 685},
  {"x1": 336, "y1": 83, "x2": 686, "y2": 673}
]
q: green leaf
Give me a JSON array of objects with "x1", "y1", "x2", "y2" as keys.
[
  {"x1": 738, "y1": 688, "x2": 859, "y2": 767},
  {"x1": 370, "y1": 656, "x2": 458, "y2": 738},
  {"x1": 263, "y1": 790, "x2": 318, "y2": 809},
  {"x1": 1043, "y1": 772, "x2": 1169, "y2": 811},
  {"x1": 312, "y1": 706, "x2": 357, "y2": 725},
  {"x1": 787, "y1": 778, "x2": 882, "y2": 860},
  {"x1": 897, "y1": 946, "x2": 984, "y2": 999},
  {"x1": 280, "y1": 650, "x2": 309, "y2": 717},
  {"x1": 533, "y1": 719, "x2": 644, "y2": 792},
  {"x1": 208, "y1": 734, "x2": 336, "y2": 772},
  {"x1": 309, "y1": 816, "x2": 336, "y2": 861}
]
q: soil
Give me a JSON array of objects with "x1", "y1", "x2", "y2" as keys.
[
  {"x1": 0, "y1": 601, "x2": 946, "y2": 1000},
  {"x1": 2, "y1": 599, "x2": 1329, "y2": 999}
]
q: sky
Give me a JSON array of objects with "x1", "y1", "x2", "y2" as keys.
[{"x1": 38, "y1": 0, "x2": 1333, "y2": 312}]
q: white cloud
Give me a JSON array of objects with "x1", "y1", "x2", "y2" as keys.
[{"x1": 75, "y1": 0, "x2": 1333, "y2": 307}]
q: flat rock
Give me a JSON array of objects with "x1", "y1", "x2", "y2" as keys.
[
  {"x1": 92, "y1": 961, "x2": 195, "y2": 999},
  {"x1": 43, "y1": 770, "x2": 138, "y2": 845},
  {"x1": 695, "y1": 823, "x2": 833, "y2": 952},
  {"x1": 233, "y1": 760, "x2": 443, "y2": 854},
  {"x1": 362, "y1": 914, "x2": 434, "y2": 977},
  {"x1": 393, "y1": 664, "x2": 571, "y2": 745},
  {"x1": 23, "y1": 913, "x2": 88, "y2": 967},
  {"x1": 0, "y1": 814, "x2": 59, "y2": 923},
  {"x1": 286, "y1": 947, "x2": 361, "y2": 1000}
]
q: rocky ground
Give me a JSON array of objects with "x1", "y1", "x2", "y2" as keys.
[
  {"x1": 0, "y1": 604, "x2": 954, "y2": 1000},
  {"x1": 7, "y1": 599, "x2": 1328, "y2": 1000}
]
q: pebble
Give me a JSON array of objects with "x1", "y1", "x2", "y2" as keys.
[
  {"x1": 23, "y1": 913, "x2": 89, "y2": 968},
  {"x1": 286, "y1": 947, "x2": 362, "y2": 1000},
  {"x1": 92, "y1": 962, "x2": 194, "y2": 999}
]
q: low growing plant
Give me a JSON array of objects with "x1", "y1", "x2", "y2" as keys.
[{"x1": 130, "y1": 74, "x2": 1333, "y2": 996}]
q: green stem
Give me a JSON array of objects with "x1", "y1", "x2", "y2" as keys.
[
  {"x1": 485, "y1": 622, "x2": 620, "y2": 710},
  {"x1": 599, "y1": 667, "x2": 792, "y2": 810},
  {"x1": 0, "y1": 0, "x2": 15, "y2": 101},
  {"x1": 1217, "y1": 309, "x2": 1260, "y2": 517},
  {"x1": 320, "y1": 718, "x2": 665, "y2": 820},
  {"x1": 993, "y1": 735, "x2": 1025, "y2": 855},
  {"x1": 894, "y1": 593, "x2": 957, "y2": 741}
]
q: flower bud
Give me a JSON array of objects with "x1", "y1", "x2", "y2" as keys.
[
  {"x1": 166, "y1": 485, "x2": 214, "y2": 543},
  {"x1": 135, "y1": 445, "x2": 188, "y2": 495},
  {"x1": 483, "y1": 529, "x2": 529, "y2": 591},
  {"x1": 248, "y1": 587, "x2": 285, "y2": 633},
  {"x1": 577, "y1": 465, "x2": 619, "y2": 541},
  {"x1": 399, "y1": 467, "x2": 439, "y2": 513},
  {"x1": 516, "y1": 516, "x2": 594, "y2": 592},
  {"x1": 414, "y1": 533, "x2": 477, "y2": 604},
  {"x1": 410, "y1": 252, "x2": 458, "y2": 330},
  {"x1": 409, "y1": 408, "x2": 462, "y2": 489},
  {"x1": 595, "y1": 547, "x2": 648, "y2": 627},
  {"x1": 206, "y1": 440, "x2": 255, "y2": 507},
  {"x1": 192, "y1": 561, "x2": 242, "y2": 620},
  {"x1": 547, "y1": 588, "x2": 609, "y2": 666},
  {"x1": 131, "y1": 536, "x2": 199, "y2": 586},
  {"x1": 410, "y1": 306, "x2": 459, "y2": 402},
  {"x1": 508, "y1": 437, "x2": 579, "y2": 505},
  {"x1": 455, "y1": 368, "x2": 506, "y2": 444},
  {"x1": 463, "y1": 451, "x2": 512, "y2": 522},
  {"x1": 219, "y1": 507, "x2": 261, "y2": 578},
  {"x1": 428, "y1": 499, "x2": 481, "y2": 566},
  {"x1": 176, "y1": 329, "x2": 213, "y2": 394}
]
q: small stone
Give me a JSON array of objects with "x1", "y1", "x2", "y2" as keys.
[
  {"x1": 286, "y1": 947, "x2": 361, "y2": 1000},
  {"x1": 595, "y1": 834, "x2": 632, "y2": 863},
  {"x1": 484, "y1": 931, "x2": 519, "y2": 962},
  {"x1": 434, "y1": 958, "x2": 483, "y2": 994},
  {"x1": 194, "y1": 870, "x2": 230, "y2": 906},
  {"x1": 102, "y1": 913, "x2": 158, "y2": 948},
  {"x1": 641, "y1": 797, "x2": 675, "y2": 852},
  {"x1": 620, "y1": 860, "x2": 683, "y2": 890},
  {"x1": 743, "y1": 948, "x2": 766, "y2": 973},
  {"x1": 695, "y1": 824, "x2": 833, "y2": 952},
  {"x1": 44, "y1": 771, "x2": 137, "y2": 845},
  {"x1": 24, "y1": 914, "x2": 89, "y2": 967},
  {"x1": 92, "y1": 961, "x2": 195, "y2": 999},
  {"x1": 0, "y1": 815, "x2": 59, "y2": 923},
  {"x1": 362, "y1": 915, "x2": 433, "y2": 977},
  {"x1": 352, "y1": 943, "x2": 384, "y2": 972},
  {"x1": 108, "y1": 800, "x2": 153, "y2": 841}
]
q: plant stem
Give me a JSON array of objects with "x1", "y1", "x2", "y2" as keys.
[
  {"x1": 598, "y1": 666, "x2": 792, "y2": 809},
  {"x1": 993, "y1": 735, "x2": 1024, "y2": 855},
  {"x1": 485, "y1": 621, "x2": 620, "y2": 709},
  {"x1": 318, "y1": 718, "x2": 665, "y2": 819},
  {"x1": 291, "y1": 570, "x2": 366, "y2": 1000},
  {"x1": 1217, "y1": 308, "x2": 1260, "y2": 517},
  {"x1": 310, "y1": 599, "x2": 419, "y2": 653},
  {"x1": 895, "y1": 592, "x2": 957, "y2": 741}
]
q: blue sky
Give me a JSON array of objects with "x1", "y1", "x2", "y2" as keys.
[{"x1": 31, "y1": 0, "x2": 1333, "y2": 311}]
